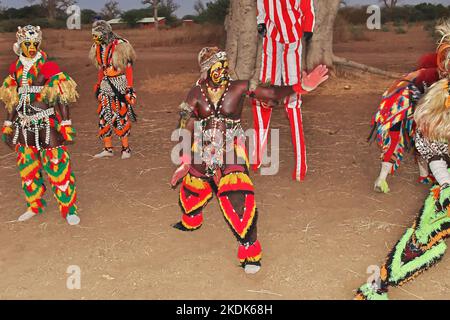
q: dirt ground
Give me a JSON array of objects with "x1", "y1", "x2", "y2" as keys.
[{"x1": 0, "y1": 24, "x2": 449, "y2": 300}]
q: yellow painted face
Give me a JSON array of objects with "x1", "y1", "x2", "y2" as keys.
[
  {"x1": 209, "y1": 60, "x2": 229, "y2": 86},
  {"x1": 21, "y1": 40, "x2": 39, "y2": 58},
  {"x1": 93, "y1": 33, "x2": 103, "y2": 45}
]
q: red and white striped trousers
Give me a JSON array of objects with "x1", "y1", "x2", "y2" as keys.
[{"x1": 252, "y1": 36, "x2": 307, "y2": 181}]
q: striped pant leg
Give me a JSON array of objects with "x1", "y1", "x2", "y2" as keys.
[
  {"x1": 282, "y1": 40, "x2": 307, "y2": 181},
  {"x1": 251, "y1": 36, "x2": 283, "y2": 170}
]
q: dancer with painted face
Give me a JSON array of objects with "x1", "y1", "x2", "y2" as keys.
[
  {"x1": 355, "y1": 20, "x2": 450, "y2": 300},
  {"x1": 170, "y1": 47, "x2": 328, "y2": 274},
  {"x1": 90, "y1": 20, "x2": 137, "y2": 160},
  {"x1": 0, "y1": 25, "x2": 80, "y2": 225}
]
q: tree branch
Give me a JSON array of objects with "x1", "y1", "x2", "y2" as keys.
[{"x1": 332, "y1": 55, "x2": 402, "y2": 78}]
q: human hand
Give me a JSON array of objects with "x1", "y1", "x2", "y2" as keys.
[
  {"x1": 257, "y1": 23, "x2": 267, "y2": 38},
  {"x1": 297, "y1": 65, "x2": 329, "y2": 92},
  {"x1": 171, "y1": 163, "x2": 190, "y2": 188}
]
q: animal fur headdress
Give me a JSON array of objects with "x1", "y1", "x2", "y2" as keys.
[
  {"x1": 198, "y1": 47, "x2": 227, "y2": 78},
  {"x1": 13, "y1": 25, "x2": 42, "y2": 56},
  {"x1": 414, "y1": 19, "x2": 450, "y2": 142},
  {"x1": 92, "y1": 20, "x2": 116, "y2": 44},
  {"x1": 436, "y1": 19, "x2": 450, "y2": 77}
]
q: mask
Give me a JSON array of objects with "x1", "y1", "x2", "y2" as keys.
[
  {"x1": 209, "y1": 60, "x2": 229, "y2": 86},
  {"x1": 93, "y1": 33, "x2": 104, "y2": 45},
  {"x1": 437, "y1": 43, "x2": 450, "y2": 76},
  {"x1": 21, "y1": 40, "x2": 40, "y2": 58}
]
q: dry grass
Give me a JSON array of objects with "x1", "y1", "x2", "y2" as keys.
[
  {"x1": 139, "y1": 72, "x2": 199, "y2": 94},
  {"x1": 43, "y1": 24, "x2": 225, "y2": 51}
]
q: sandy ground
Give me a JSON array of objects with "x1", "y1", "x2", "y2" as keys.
[{"x1": 0, "y1": 24, "x2": 449, "y2": 300}]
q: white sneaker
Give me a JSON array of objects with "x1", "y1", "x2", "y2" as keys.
[
  {"x1": 18, "y1": 211, "x2": 36, "y2": 222},
  {"x1": 121, "y1": 148, "x2": 131, "y2": 160},
  {"x1": 244, "y1": 264, "x2": 261, "y2": 274},
  {"x1": 94, "y1": 149, "x2": 114, "y2": 159},
  {"x1": 66, "y1": 215, "x2": 80, "y2": 226}
]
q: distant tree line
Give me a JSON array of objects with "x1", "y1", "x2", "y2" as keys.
[{"x1": 339, "y1": 3, "x2": 450, "y2": 25}]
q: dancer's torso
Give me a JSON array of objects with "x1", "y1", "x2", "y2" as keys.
[
  {"x1": 12, "y1": 57, "x2": 64, "y2": 148},
  {"x1": 191, "y1": 80, "x2": 249, "y2": 177}
]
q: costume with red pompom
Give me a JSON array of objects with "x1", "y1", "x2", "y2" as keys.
[
  {"x1": 369, "y1": 53, "x2": 440, "y2": 193},
  {"x1": 0, "y1": 26, "x2": 80, "y2": 224}
]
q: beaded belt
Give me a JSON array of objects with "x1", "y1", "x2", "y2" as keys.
[{"x1": 13, "y1": 108, "x2": 55, "y2": 150}]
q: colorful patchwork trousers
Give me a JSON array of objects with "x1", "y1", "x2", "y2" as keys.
[{"x1": 16, "y1": 144, "x2": 78, "y2": 219}]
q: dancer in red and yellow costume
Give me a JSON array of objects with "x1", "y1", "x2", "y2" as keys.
[
  {"x1": 0, "y1": 25, "x2": 80, "y2": 225},
  {"x1": 370, "y1": 53, "x2": 439, "y2": 193},
  {"x1": 170, "y1": 47, "x2": 328, "y2": 274},
  {"x1": 89, "y1": 20, "x2": 137, "y2": 160}
]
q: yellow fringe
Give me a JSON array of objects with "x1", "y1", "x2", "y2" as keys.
[
  {"x1": 218, "y1": 172, "x2": 253, "y2": 190},
  {"x1": 41, "y1": 76, "x2": 79, "y2": 105},
  {"x1": 0, "y1": 86, "x2": 19, "y2": 112},
  {"x1": 184, "y1": 173, "x2": 209, "y2": 190}
]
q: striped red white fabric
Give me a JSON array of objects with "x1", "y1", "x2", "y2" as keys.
[
  {"x1": 252, "y1": 36, "x2": 307, "y2": 181},
  {"x1": 257, "y1": 0, "x2": 316, "y2": 44}
]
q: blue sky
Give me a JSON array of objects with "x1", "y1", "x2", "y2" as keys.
[{"x1": 2, "y1": 0, "x2": 449, "y2": 18}]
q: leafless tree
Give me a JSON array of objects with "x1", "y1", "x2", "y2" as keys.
[
  {"x1": 194, "y1": 0, "x2": 205, "y2": 15},
  {"x1": 101, "y1": 0, "x2": 121, "y2": 21},
  {"x1": 27, "y1": 0, "x2": 76, "y2": 21},
  {"x1": 380, "y1": 0, "x2": 400, "y2": 8},
  {"x1": 142, "y1": 0, "x2": 179, "y2": 29}
]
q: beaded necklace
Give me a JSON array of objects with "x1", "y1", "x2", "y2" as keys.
[{"x1": 199, "y1": 80, "x2": 230, "y2": 114}]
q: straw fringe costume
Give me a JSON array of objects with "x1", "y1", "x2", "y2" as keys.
[
  {"x1": 0, "y1": 25, "x2": 80, "y2": 224},
  {"x1": 89, "y1": 20, "x2": 137, "y2": 159},
  {"x1": 355, "y1": 20, "x2": 450, "y2": 300}
]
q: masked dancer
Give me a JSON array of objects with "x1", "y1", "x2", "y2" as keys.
[
  {"x1": 355, "y1": 20, "x2": 450, "y2": 300},
  {"x1": 0, "y1": 25, "x2": 80, "y2": 225},
  {"x1": 370, "y1": 53, "x2": 439, "y2": 193},
  {"x1": 90, "y1": 20, "x2": 137, "y2": 160},
  {"x1": 170, "y1": 47, "x2": 328, "y2": 274}
]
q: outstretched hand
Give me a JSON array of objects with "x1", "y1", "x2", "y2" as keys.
[
  {"x1": 301, "y1": 65, "x2": 329, "y2": 92},
  {"x1": 170, "y1": 163, "x2": 190, "y2": 188}
]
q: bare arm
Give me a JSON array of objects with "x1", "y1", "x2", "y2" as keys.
[
  {"x1": 171, "y1": 87, "x2": 199, "y2": 187},
  {"x1": 251, "y1": 65, "x2": 329, "y2": 105},
  {"x1": 56, "y1": 103, "x2": 70, "y2": 122}
]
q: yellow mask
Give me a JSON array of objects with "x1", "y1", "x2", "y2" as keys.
[
  {"x1": 93, "y1": 34, "x2": 103, "y2": 45},
  {"x1": 209, "y1": 60, "x2": 229, "y2": 86},
  {"x1": 20, "y1": 41, "x2": 39, "y2": 58}
]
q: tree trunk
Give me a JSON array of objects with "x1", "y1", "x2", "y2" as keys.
[
  {"x1": 225, "y1": 0, "x2": 259, "y2": 81},
  {"x1": 154, "y1": 1, "x2": 159, "y2": 30},
  {"x1": 305, "y1": 0, "x2": 340, "y2": 70},
  {"x1": 225, "y1": 0, "x2": 339, "y2": 81},
  {"x1": 225, "y1": 0, "x2": 399, "y2": 82}
]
